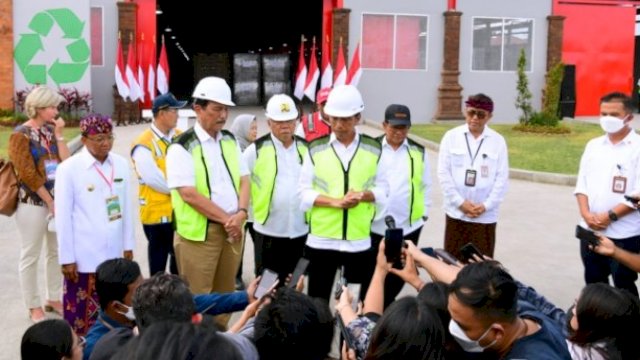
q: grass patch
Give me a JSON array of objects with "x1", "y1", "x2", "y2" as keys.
[
  {"x1": 0, "y1": 127, "x2": 81, "y2": 158},
  {"x1": 411, "y1": 121, "x2": 603, "y2": 175}
]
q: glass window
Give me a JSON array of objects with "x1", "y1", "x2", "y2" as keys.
[
  {"x1": 472, "y1": 17, "x2": 533, "y2": 71},
  {"x1": 90, "y1": 7, "x2": 103, "y2": 66},
  {"x1": 362, "y1": 13, "x2": 428, "y2": 70}
]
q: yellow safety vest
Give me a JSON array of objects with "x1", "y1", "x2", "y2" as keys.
[
  {"x1": 251, "y1": 134, "x2": 308, "y2": 225},
  {"x1": 308, "y1": 134, "x2": 381, "y2": 240},
  {"x1": 131, "y1": 128, "x2": 181, "y2": 225},
  {"x1": 171, "y1": 128, "x2": 240, "y2": 241}
]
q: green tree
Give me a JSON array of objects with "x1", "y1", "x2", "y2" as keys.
[{"x1": 515, "y1": 48, "x2": 533, "y2": 125}]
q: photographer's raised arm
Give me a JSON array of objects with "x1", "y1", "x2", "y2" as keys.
[
  {"x1": 593, "y1": 235, "x2": 640, "y2": 272},
  {"x1": 405, "y1": 241, "x2": 460, "y2": 284}
]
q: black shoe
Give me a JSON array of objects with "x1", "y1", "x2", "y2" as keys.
[{"x1": 235, "y1": 278, "x2": 246, "y2": 291}]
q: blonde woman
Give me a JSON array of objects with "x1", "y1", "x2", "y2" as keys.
[{"x1": 8, "y1": 86, "x2": 69, "y2": 323}]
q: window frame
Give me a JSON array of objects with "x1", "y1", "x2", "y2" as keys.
[
  {"x1": 470, "y1": 16, "x2": 535, "y2": 73},
  {"x1": 360, "y1": 12, "x2": 429, "y2": 72}
]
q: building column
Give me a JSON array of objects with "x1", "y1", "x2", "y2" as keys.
[
  {"x1": 546, "y1": 15, "x2": 565, "y2": 71},
  {"x1": 0, "y1": 0, "x2": 14, "y2": 110},
  {"x1": 435, "y1": 10, "x2": 464, "y2": 121},
  {"x1": 115, "y1": 1, "x2": 138, "y2": 124},
  {"x1": 331, "y1": 8, "x2": 350, "y2": 67}
]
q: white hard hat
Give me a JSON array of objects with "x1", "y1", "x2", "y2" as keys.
[
  {"x1": 192, "y1": 77, "x2": 235, "y2": 106},
  {"x1": 265, "y1": 94, "x2": 298, "y2": 121},
  {"x1": 323, "y1": 84, "x2": 364, "y2": 117}
]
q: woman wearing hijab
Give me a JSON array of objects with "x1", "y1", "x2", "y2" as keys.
[
  {"x1": 229, "y1": 114, "x2": 257, "y2": 290},
  {"x1": 9, "y1": 86, "x2": 69, "y2": 323}
]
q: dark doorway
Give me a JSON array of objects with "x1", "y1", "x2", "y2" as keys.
[{"x1": 156, "y1": 1, "x2": 323, "y2": 101}]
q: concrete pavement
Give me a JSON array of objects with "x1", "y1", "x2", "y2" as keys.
[{"x1": 0, "y1": 107, "x2": 633, "y2": 359}]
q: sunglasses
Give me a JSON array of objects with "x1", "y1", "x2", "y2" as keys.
[{"x1": 466, "y1": 109, "x2": 489, "y2": 120}]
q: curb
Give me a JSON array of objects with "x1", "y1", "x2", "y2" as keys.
[{"x1": 363, "y1": 119, "x2": 577, "y2": 187}]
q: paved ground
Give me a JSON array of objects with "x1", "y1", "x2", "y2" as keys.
[{"x1": 1, "y1": 107, "x2": 637, "y2": 358}]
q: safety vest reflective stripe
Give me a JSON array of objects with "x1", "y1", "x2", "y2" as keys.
[{"x1": 407, "y1": 139, "x2": 425, "y2": 224}]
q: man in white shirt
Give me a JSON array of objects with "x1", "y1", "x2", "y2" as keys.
[
  {"x1": 131, "y1": 92, "x2": 186, "y2": 276},
  {"x1": 166, "y1": 77, "x2": 250, "y2": 327},
  {"x1": 55, "y1": 114, "x2": 134, "y2": 335},
  {"x1": 438, "y1": 93, "x2": 509, "y2": 260},
  {"x1": 298, "y1": 85, "x2": 388, "y2": 301},
  {"x1": 244, "y1": 94, "x2": 309, "y2": 285},
  {"x1": 575, "y1": 92, "x2": 640, "y2": 296},
  {"x1": 371, "y1": 104, "x2": 431, "y2": 307}
]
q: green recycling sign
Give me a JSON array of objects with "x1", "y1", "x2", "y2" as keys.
[{"x1": 14, "y1": 8, "x2": 89, "y2": 85}]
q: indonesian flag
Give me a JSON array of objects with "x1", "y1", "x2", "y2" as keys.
[
  {"x1": 334, "y1": 42, "x2": 347, "y2": 87},
  {"x1": 293, "y1": 39, "x2": 307, "y2": 100},
  {"x1": 125, "y1": 41, "x2": 142, "y2": 101},
  {"x1": 157, "y1": 37, "x2": 169, "y2": 95},
  {"x1": 115, "y1": 36, "x2": 129, "y2": 99},
  {"x1": 137, "y1": 41, "x2": 146, "y2": 103},
  {"x1": 303, "y1": 38, "x2": 319, "y2": 102},
  {"x1": 320, "y1": 35, "x2": 333, "y2": 89},
  {"x1": 346, "y1": 42, "x2": 362, "y2": 87},
  {"x1": 147, "y1": 35, "x2": 156, "y2": 102}
]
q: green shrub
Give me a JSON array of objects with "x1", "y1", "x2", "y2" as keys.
[
  {"x1": 513, "y1": 123, "x2": 571, "y2": 134},
  {"x1": 515, "y1": 49, "x2": 533, "y2": 125}
]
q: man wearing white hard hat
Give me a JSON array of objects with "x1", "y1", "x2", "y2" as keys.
[
  {"x1": 298, "y1": 84, "x2": 388, "y2": 301},
  {"x1": 243, "y1": 94, "x2": 309, "y2": 285},
  {"x1": 166, "y1": 76, "x2": 250, "y2": 327}
]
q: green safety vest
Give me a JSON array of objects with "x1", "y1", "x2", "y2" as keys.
[
  {"x1": 171, "y1": 128, "x2": 240, "y2": 241},
  {"x1": 377, "y1": 135, "x2": 426, "y2": 224},
  {"x1": 308, "y1": 134, "x2": 381, "y2": 240},
  {"x1": 251, "y1": 134, "x2": 308, "y2": 224}
]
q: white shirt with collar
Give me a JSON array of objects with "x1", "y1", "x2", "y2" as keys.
[
  {"x1": 574, "y1": 129, "x2": 640, "y2": 238},
  {"x1": 298, "y1": 131, "x2": 389, "y2": 252},
  {"x1": 166, "y1": 121, "x2": 249, "y2": 214},
  {"x1": 371, "y1": 136, "x2": 432, "y2": 236},
  {"x1": 55, "y1": 147, "x2": 135, "y2": 273},
  {"x1": 438, "y1": 124, "x2": 509, "y2": 224},
  {"x1": 243, "y1": 134, "x2": 308, "y2": 238},
  {"x1": 131, "y1": 123, "x2": 176, "y2": 194}
]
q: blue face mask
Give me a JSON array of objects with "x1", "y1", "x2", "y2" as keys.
[{"x1": 448, "y1": 319, "x2": 496, "y2": 353}]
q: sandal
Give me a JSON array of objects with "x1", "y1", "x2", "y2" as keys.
[{"x1": 44, "y1": 301, "x2": 63, "y2": 316}]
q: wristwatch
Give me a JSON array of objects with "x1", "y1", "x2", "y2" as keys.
[
  {"x1": 237, "y1": 208, "x2": 248, "y2": 215},
  {"x1": 608, "y1": 210, "x2": 618, "y2": 222}
]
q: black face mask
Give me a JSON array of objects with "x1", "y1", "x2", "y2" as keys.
[{"x1": 565, "y1": 304, "x2": 576, "y2": 336}]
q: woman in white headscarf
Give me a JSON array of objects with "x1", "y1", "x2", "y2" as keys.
[{"x1": 229, "y1": 114, "x2": 257, "y2": 290}]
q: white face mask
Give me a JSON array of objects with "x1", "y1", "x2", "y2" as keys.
[
  {"x1": 600, "y1": 115, "x2": 626, "y2": 134},
  {"x1": 448, "y1": 319, "x2": 496, "y2": 353},
  {"x1": 116, "y1": 301, "x2": 136, "y2": 321}
]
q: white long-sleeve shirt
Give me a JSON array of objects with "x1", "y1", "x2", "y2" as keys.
[
  {"x1": 131, "y1": 123, "x2": 176, "y2": 194},
  {"x1": 438, "y1": 124, "x2": 509, "y2": 224},
  {"x1": 574, "y1": 130, "x2": 640, "y2": 238},
  {"x1": 244, "y1": 134, "x2": 308, "y2": 238},
  {"x1": 371, "y1": 137, "x2": 432, "y2": 235},
  {"x1": 55, "y1": 148, "x2": 135, "y2": 273},
  {"x1": 298, "y1": 132, "x2": 389, "y2": 252}
]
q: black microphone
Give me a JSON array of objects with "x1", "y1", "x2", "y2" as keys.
[{"x1": 385, "y1": 215, "x2": 396, "y2": 229}]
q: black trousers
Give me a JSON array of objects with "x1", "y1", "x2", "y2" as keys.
[
  {"x1": 236, "y1": 222, "x2": 261, "y2": 282},
  {"x1": 142, "y1": 223, "x2": 178, "y2": 276},
  {"x1": 304, "y1": 245, "x2": 373, "y2": 302},
  {"x1": 370, "y1": 226, "x2": 422, "y2": 309},
  {"x1": 444, "y1": 215, "x2": 496, "y2": 260},
  {"x1": 258, "y1": 231, "x2": 308, "y2": 285},
  {"x1": 580, "y1": 233, "x2": 640, "y2": 296}
]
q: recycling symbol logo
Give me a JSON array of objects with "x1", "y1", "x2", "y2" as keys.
[{"x1": 14, "y1": 8, "x2": 90, "y2": 85}]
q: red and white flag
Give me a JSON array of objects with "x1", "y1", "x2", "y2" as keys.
[
  {"x1": 115, "y1": 35, "x2": 129, "y2": 99},
  {"x1": 157, "y1": 37, "x2": 169, "y2": 95},
  {"x1": 346, "y1": 42, "x2": 362, "y2": 87},
  {"x1": 304, "y1": 38, "x2": 320, "y2": 102},
  {"x1": 147, "y1": 35, "x2": 156, "y2": 102},
  {"x1": 320, "y1": 35, "x2": 333, "y2": 89},
  {"x1": 293, "y1": 39, "x2": 307, "y2": 100},
  {"x1": 137, "y1": 39, "x2": 146, "y2": 103},
  {"x1": 334, "y1": 42, "x2": 347, "y2": 87},
  {"x1": 125, "y1": 40, "x2": 142, "y2": 101}
]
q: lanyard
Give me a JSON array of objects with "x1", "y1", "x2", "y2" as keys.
[
  {"x1": 94, "y1": 161, "x2": 114, "y2": 194},
  {"x1": 464, "y1": 133, "x2": 485, "y2": 167}
]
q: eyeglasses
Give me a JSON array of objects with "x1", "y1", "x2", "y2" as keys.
[
  {"x1": 466, "y1": 109, "x2": 489, "y2": 120},
  {"x1": 85, "y1": 134, "x2": 115, "y2": 144}
]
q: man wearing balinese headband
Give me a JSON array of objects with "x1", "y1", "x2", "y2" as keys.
[
  {"x1": 437, "y1": 93, "x2": 509, "y2": 260},
  {"x1": 574, "y1": 92, "x2": 640, "y2": 296},
  {"x1": 55, "y1": 114, "x2": 135, "y2": 336}
]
